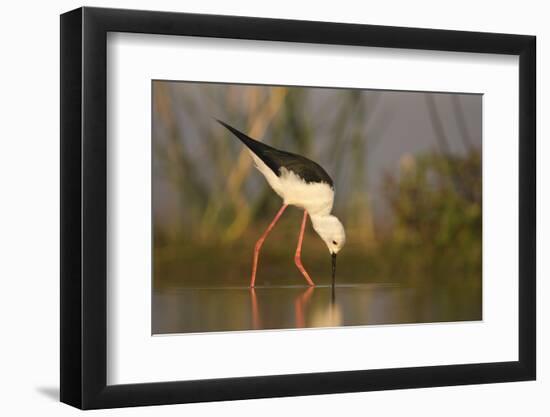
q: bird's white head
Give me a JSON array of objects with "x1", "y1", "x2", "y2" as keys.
[{"x1": 310, "y1": 214, "x2": 346, "y2": 255}]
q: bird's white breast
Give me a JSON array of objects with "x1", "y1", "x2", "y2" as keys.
[{"x1": 251, "y1": 153, "x2": 334, "y2": 216}]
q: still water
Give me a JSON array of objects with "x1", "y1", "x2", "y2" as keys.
[{"x1": 152, "y1": 284, "x2": 481, "y2": 334}]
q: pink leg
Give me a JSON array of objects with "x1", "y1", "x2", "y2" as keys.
[
  {"x1": 294, "y1": 210, "x2": 315, "y2": 286},
  {"x1": 251, "y1": 204, "x2": 288, "y2": 287}
]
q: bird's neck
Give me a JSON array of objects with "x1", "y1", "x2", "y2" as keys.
[
  {"x1": 310, "y1": 213, "x2": 330, "y2": 222},
  {"x1": 309, "y1": 214, "x2": 332, "y2": 232}
]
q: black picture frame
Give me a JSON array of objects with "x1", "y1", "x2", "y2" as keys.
[{"x1": 60, "y1": 6, "x2": 536, "y2": 410}]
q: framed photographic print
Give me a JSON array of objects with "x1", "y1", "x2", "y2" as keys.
[{"x1": 60, "y1": 6, "x2": 536, "y2": 409}]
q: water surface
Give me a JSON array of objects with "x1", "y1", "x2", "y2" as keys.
[{"x1": 152, "y1": 283, "x2": 481, "y2": 334}]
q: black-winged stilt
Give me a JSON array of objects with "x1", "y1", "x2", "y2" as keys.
[{"x1": 218, "y1": 120, "x2": 346, "y2": 288}]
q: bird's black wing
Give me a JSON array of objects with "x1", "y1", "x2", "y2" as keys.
[
  {"x1": 263, "y1": 148, "x2": 334, "y2": 186},
  {"x1": 218, "y1": 120, "x2": 334, "y2": 187}
]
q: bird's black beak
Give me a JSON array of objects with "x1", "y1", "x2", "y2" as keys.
[{"x1": 331, "y1": 253, "x2": 337, "y2": 287}]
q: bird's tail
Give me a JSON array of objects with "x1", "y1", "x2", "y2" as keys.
[{"x1": 216, "y1": 119, "x2": 276, "y2": 154}]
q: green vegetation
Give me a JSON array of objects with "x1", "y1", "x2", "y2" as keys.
[{"x1": 382, "y1": 149, "x2": 482, "y2": 280}]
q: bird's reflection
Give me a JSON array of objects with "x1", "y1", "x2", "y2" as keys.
[
  {"x1": 311, "y1": 301, "x2": 342, "y2": 327},
  {"x1": 295, "y1": 286, "x2": 315, "y2": 327},
  {"x1": 250, "y1": 288, "x2": 261, "y2": 330},
  {"x1": 249, "y1": 286, "x2": 342, "y2": 330}
]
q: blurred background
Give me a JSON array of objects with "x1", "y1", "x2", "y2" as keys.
[{"x1": 152, "y1": 81, "x2": 482, "y2": 333}]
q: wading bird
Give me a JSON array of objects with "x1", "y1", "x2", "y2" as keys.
[{"x1": 218, "y1": 120, "x2": 345, "y2": 288}]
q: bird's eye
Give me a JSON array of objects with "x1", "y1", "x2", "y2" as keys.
[{"x1": 332, "y1": 240, "x2": 337, "y2": 245}]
